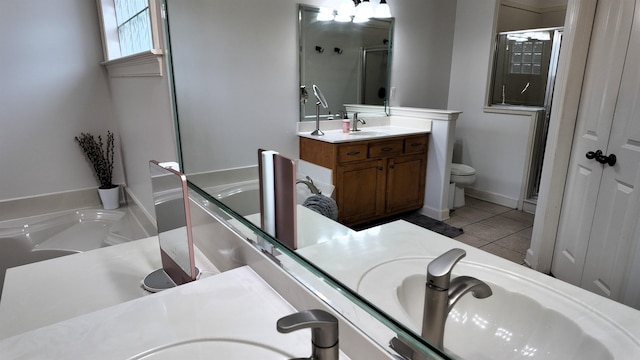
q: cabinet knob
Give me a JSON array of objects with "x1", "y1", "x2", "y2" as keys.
[
  {"x1": 346, "y1": 151, "x2": 360, "y2": 156},
  {"x1": 378, "y1": 166, "x2": 383, "y2": 171}
]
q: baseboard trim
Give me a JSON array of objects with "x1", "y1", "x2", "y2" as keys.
[
  {"x1": 419, "y1": 205, "x2": 450, "y2": 221},
  {"x1": 465, "y1": 188, "x2": 518, "y2": 209}
]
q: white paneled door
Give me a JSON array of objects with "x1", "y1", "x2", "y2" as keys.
[{"x1": 552, "y1": 0, "x2": 640, "y2": 304}]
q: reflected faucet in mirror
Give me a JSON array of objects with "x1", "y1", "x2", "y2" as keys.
[
  {"x1": 296, "y1": 176, "x2": 321, "y2": 195},
  {"x1": 350, "y1": 112, "x2": 366, "y2": 132}
]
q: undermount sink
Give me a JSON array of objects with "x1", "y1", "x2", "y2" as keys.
[
  {"x1": 357, "y1": 257, "x2": 639, "y2": 359},
  {"x1": 128, "y1": 338, "x2": 295, "y2": 359}
]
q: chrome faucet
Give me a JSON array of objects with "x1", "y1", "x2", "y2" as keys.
[
  {"x1": 296, "y1": 176, "x2": 321, "y2": 195},
  {"x1": 277, "y1": 309, "x2": 339, "y2": 360},
  {"x1": 422, "y1": 248, "x2": 492, "y2": 350},
  {"x1": 351, "y1": 112, "x2": 366, "y2": 131}
]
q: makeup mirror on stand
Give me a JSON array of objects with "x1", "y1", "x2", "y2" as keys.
[
  {"x1": 143, "y1": 160, "x2": 199, "y2": 292},
  {"x1": 311, "y1": 84, "x2": 328, "y2": 136}
]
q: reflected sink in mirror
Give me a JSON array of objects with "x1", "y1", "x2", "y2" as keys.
[
  {"x1": 128, "y1": 338, "x2": 295, "y2": 360},
  {"x1": 357, "y1": 257, "x2": 639, "y2": 359}
]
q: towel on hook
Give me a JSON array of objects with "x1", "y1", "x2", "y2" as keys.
[{"x1": 302, "y1": 195, "x2": 338, "y2": 221}]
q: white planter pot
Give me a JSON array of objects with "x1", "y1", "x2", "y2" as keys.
[{"x1": 98, "y1": 186, "x2": 120, "y2": 210}]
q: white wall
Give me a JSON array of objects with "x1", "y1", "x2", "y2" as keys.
[
  {"x1": 390, "y1": 0, "x2": 457, "y2": 109},
  {"x1": 448, "y1": 0, "x2": 533, "y2": 207},
  {"x1": 106, "y1": 75, "x2": 176, "y2": 219},
  {"x1": 498, "y1": 4, "x2": 566, "y2": 32},
  {"x1": 167, "y1": 0, "x2": 457, "y2": 176},
  {"x1": 0, "y1": 0, "x2": 121, "y2": 201},
  {"x1": 0, "y1": 0, "x2": 543, "y2": 217},
  {"x1": 166, "y1": 0, "x2": 302, "y2": 174}
]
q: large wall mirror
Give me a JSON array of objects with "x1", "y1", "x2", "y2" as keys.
[
  {"x1": 162, "y1": 0, "x2": 633, "y2": 359},
  {"x1": 299, "y1": 5, "x2": 393, "y2": 121},
  {"x1": 163, "y1": 0, "x2": 452, "y2": 357}
]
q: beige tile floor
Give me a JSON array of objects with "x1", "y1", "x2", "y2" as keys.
[{"x1": 445, "y1": 196, "x2": 534, "y2": 266}]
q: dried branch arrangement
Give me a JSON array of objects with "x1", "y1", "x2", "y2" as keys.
[{"x1": 75, "y1": 131, "x2": 116, "y2": 189}]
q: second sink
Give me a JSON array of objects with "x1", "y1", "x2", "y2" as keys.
[{"x1": 357, "y1": 257, "x2": 634, "y2": 359}]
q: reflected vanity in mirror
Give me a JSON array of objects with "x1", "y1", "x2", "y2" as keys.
[
  {"x1": 299, "y1": 4, "x2": 393, "y2": 121},
  {"x1": 144, "y1": 161, "x2": 198, "y2": 292}
]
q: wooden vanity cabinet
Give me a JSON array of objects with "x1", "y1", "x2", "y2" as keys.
[{"x1": 299, "y1": 134, "x2": 428, "y2": 226}]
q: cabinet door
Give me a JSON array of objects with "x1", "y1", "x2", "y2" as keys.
[
  {"x1": 385, "y1": 154, "x2": 426, "y2": 214},
  {"x1": 337, "y1": 159, "x2": 385, "y2": 225}
]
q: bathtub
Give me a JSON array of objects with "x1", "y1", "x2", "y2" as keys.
[
  {"x1": 207, "y1": 178, "x2": 335, "y2": 217},
  {"x1": 208, "y1": 180, "x2": 261, "y2": 216},
  {"x1": 0, "y1": 208, "x2": 143, "y2": 296}
]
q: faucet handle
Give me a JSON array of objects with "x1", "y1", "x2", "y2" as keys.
[
  {"x1": 427, "y1": 248, "x2": 466, "y2": 290},
  {"x1": 277, "y1": 309, "x2": 339, "y2": 352}
]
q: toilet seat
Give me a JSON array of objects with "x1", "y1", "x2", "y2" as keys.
[{"x1": 451, "y1": 163, "x2": 475, "y2": 176}]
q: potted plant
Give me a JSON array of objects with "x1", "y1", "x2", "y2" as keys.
[{"x1": 75, "y1": 131, "x2": 119, "y2": 209}]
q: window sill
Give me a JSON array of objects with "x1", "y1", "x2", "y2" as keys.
[
  {"x1": 483, "y1": 105, "x2": 545, "y2": 116},
  {"x1": 101, "y1": 50, "x2": 164, "y2": 78}
]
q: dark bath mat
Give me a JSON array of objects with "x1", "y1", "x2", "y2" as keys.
[{"x1": 350, "y1": 211, "x2": 463, "y2": 238}]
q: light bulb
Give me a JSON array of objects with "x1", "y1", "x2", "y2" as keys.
[
  {"x1": 356, "y1": 0, "x2": 374, "y2": 19},
  {"x1": 317, "y1": 7, "x2": 335, "y2": 21},
  {"x1": 374, "y1": 0, "x2": 391, "y2": 18},
  {"x1": 338, "y1": 0, "x2": 356, "y2": 17}
]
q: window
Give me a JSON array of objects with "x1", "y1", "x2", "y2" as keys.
[
  {"x1": 97, "y1": 0, "x2": 165, "y2": 76},
  {"x1": 509, "y1": 40, "x2": 544, "y2": 75},
  {"x1": 114, "y1": 0, "x2": 152, "y2": 57}
]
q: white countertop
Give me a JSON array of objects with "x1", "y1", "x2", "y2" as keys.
[
  {"x1": 0, "y1": 236, "x2": 219, "y2": 339},
  {"x1": 293, "y1": 219, "x2": 640, "y2": 358},
  {"x1": 0, "y1": 266, "x2": 350, "y2": 359},
  {"x1": 298, "y1": 125, "x2": 430, "y2": 144}
]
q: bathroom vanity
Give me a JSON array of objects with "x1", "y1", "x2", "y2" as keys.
[{"x1": 299, "y1": 127, "x2": 429, "y2": 226}]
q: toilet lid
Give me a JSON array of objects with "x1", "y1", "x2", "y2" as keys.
[{"x1": 451, "y1": 163, "x2": 475, "y2": 176}]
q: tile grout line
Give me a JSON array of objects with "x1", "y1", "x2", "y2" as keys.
[{"x1": 451, "y1": 203, "x2": 533, "y2": 266}]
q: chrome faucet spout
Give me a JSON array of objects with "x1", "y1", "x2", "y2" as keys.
[
  {"x1": 422, "y1": 248, "x2": 492, "y2": 351},
  {"x1": 296, "y1": 176, "x2": 321, "y2": 195},
  {"x1": 447, "y1": 275, "x2": 492, "y2": 311},
  {"x1": 351, "y1": 112, "x2": 366, "y2": 131}
]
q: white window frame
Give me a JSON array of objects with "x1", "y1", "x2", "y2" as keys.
[{"x1": 96, "y1": 0, "x2": 166, "y2": 77}]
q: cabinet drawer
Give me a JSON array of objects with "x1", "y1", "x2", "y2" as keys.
[
  {"x1": 404, "y1": 135, "x2": 428, "y2": 154},
  {"x1": 369, "y1": 139, "x2": 403, "y2": 158},
  {"x1": 338, "y1": 144, "x2": 368, "y2": 163}
]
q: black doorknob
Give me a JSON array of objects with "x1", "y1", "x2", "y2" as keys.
[
  {"x1": 597, "y1": 153, "x2": 617, "y2": 166},
  {"x1": 586, "y1": 149, "x2": 616, "y2": 166},
  {"x1": 586, "y1": 150, "x2": 602, "y2": 160}
]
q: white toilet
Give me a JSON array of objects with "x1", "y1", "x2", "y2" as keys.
[{"x1": 449, "y1": 163, "x2": 476, "y2": 209}]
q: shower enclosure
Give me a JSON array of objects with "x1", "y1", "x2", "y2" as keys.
[{"x1": 491, "y1": 27, "x2": 564, "y2": 204}]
